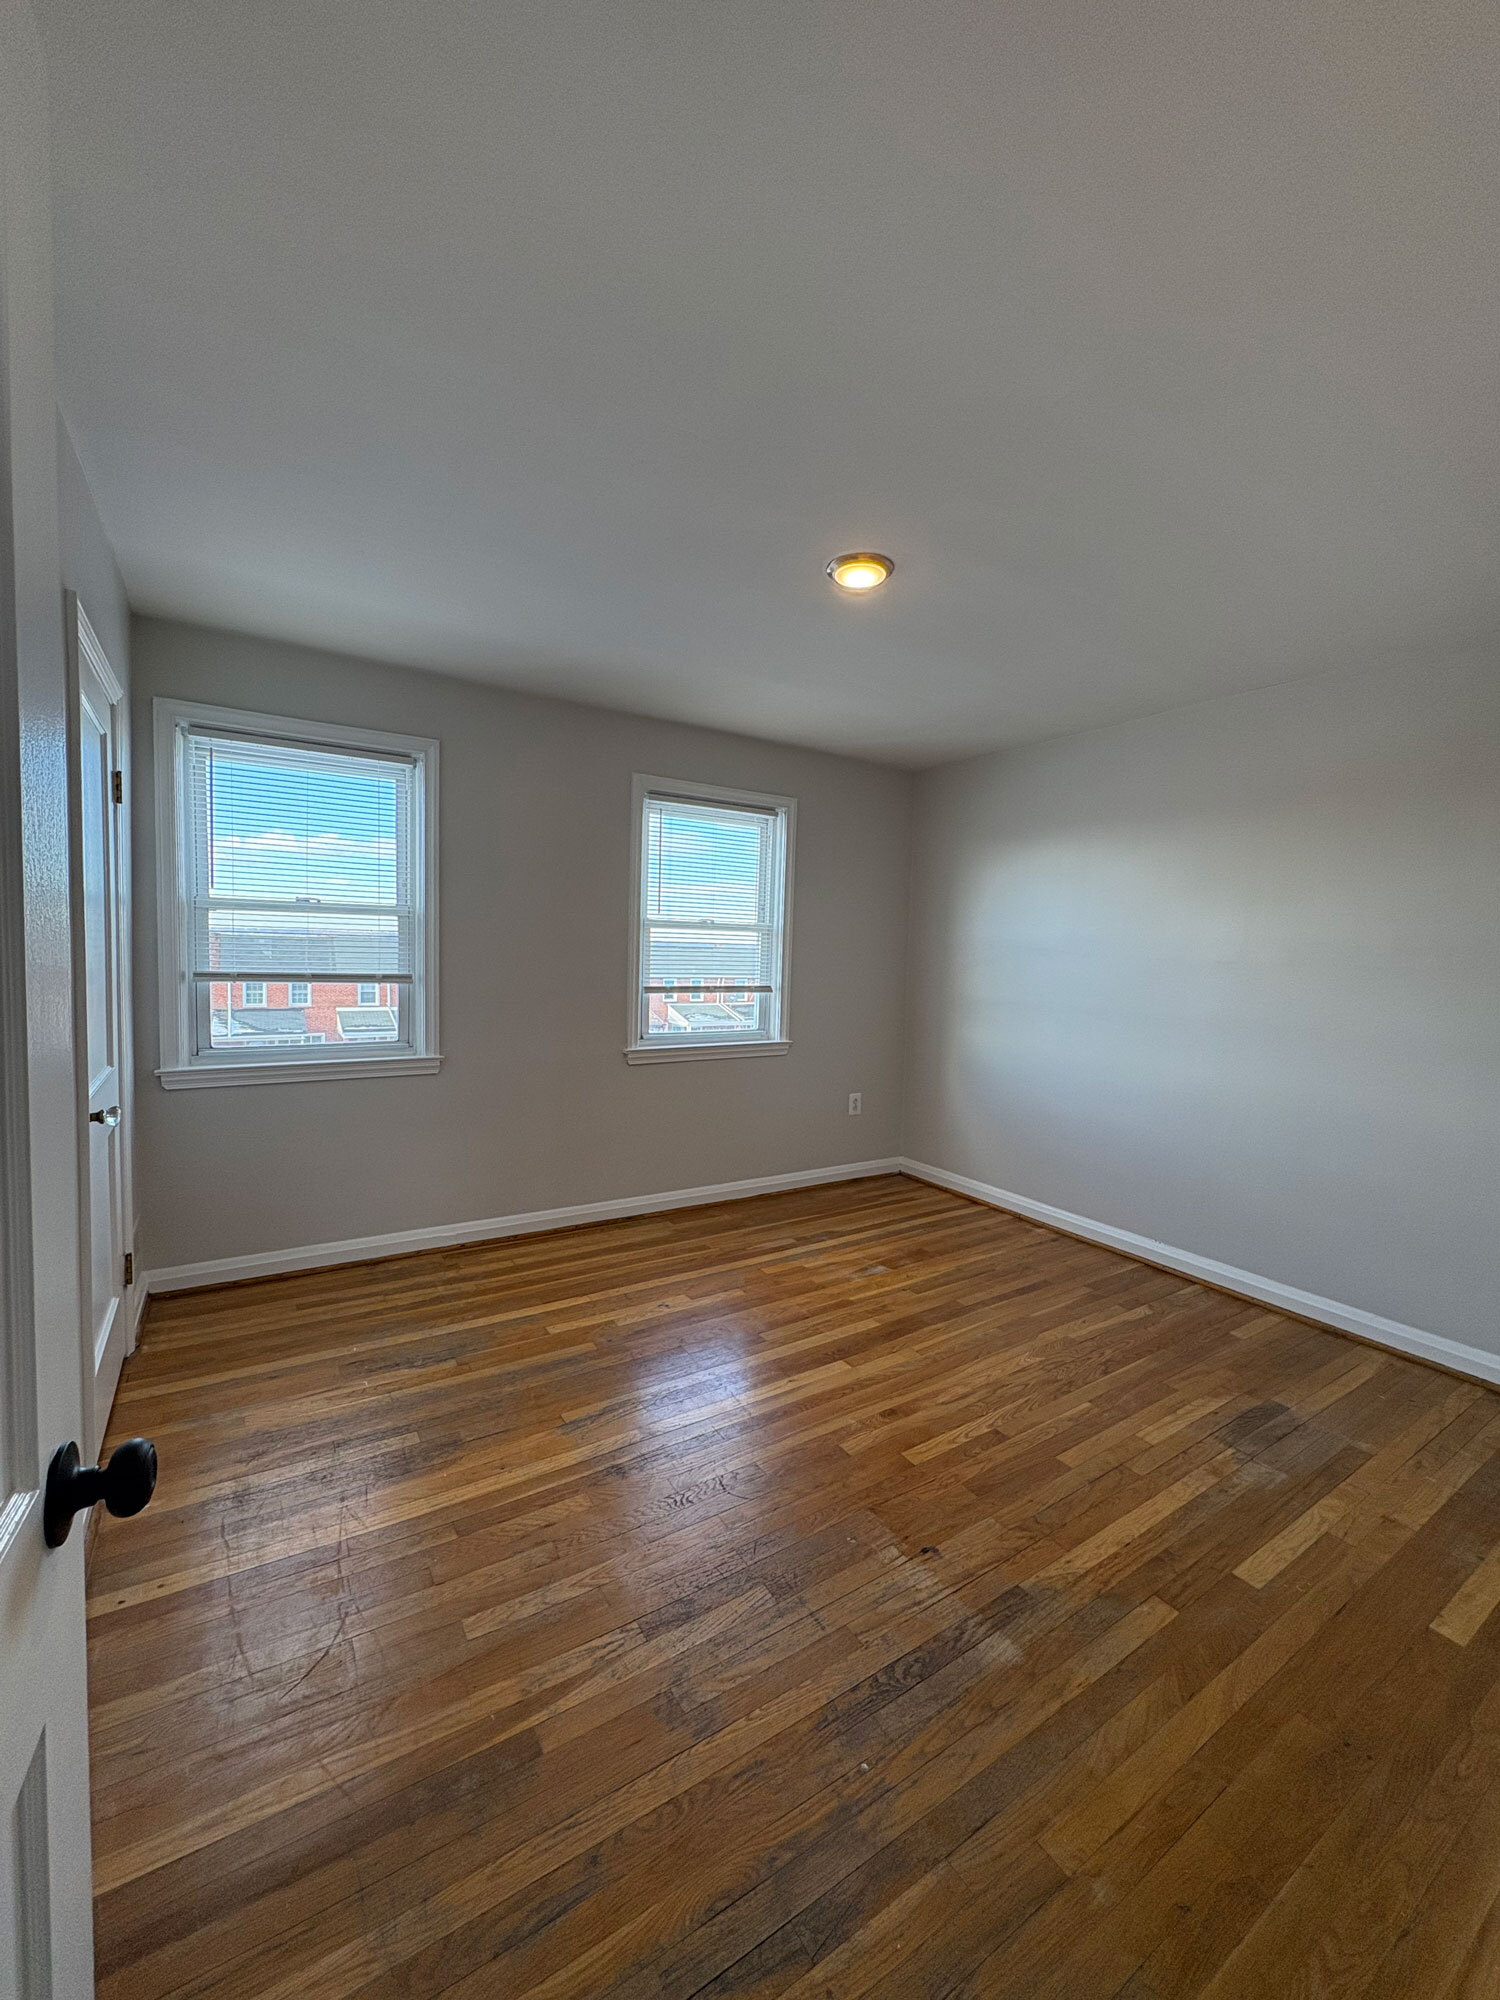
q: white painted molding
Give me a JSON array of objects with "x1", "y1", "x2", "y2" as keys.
[
  {"x1": 623, "y1": 1041, "x2": 790, "y2": 1065},
  {"x1": 899, "y1": 1158, "x2": 1500, "y2": 1388},
  {"x1": 156, "y1": 1055, "x2": 443, "y2": 1089},
  {"x1": 129, "y1": 1274, "x2": 149, "y2": 1348},
  {"x1": 142, "y1": 1153, "x2": 1493, "y2": 1391},
  {"x1": 144, "y1": 1157, "x2": 903, "y2": 1294}
]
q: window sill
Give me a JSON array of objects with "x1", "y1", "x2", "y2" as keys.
[
  {"x1": 157, "y1": 1055, "x2": 443, "y2": 1090},
  {"x1": 624, "y1": 1040, "x2": 790, "y2": 1065}
]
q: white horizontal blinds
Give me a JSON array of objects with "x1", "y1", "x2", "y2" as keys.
[
  {"x1": 641, "y1": 793, "x2": 784, "y2": 1036},
  {"x1": 186, "y1": 729, "x2": 417, "y2": 980}
]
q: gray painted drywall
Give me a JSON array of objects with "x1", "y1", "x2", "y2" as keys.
[
  {"x1": 43, "y1": 1, "x2": 1500, "y2": 761},
  {"x1": 131, "y1": 616, "x2": 910, "y2": 1271},
  {"x1": 57, "y1": 414, "x2": 129, "y2": 679},
  {"x1": 903, "y1": 649, "x2": 1500, "y2": 1353}
]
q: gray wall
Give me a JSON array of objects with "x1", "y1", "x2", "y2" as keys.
[
  {"x1": 57, "y1": 414, "x2": 129, "y2": 679},
  {"x1": 903, "y1": 649, "x2": 1500, "y2": 1353},
  {"x1": 132, "y1": 616, "x2": 911, "y2": 1271}
]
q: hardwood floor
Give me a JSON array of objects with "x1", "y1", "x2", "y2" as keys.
[{"x1": 90, "y1": 1173, "x2": 1500, "y2": 1999}]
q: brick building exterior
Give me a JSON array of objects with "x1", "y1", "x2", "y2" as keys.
[{"x1": 208, "y1": 979, "x2": 400, "y2": 1047}]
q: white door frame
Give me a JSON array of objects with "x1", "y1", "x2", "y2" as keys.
[{"x1": 66, "y1": 592, "x2": 135, "y2": 1458}]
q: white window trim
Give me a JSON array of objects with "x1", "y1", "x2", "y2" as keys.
[
  {"x1": 625, "y1": 773, "x2": 795, "y2": 1065},
  {"x1": 153, "y1": 698, "x2": 441, "y2": 1088}
]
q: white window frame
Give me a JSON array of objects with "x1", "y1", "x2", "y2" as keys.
[
  {"x1": 625, "y1": 774, "x2": 795, "y2": 1064},
  {"x1": 287, "y1": 981, "x2": 311, "y2": 1007},
  {"x1": 239, "y1": 981, "x2": 266, "y2": 1008},
  {"x1": 154, "y1": 698, "x2": 441, "y2": 1088}
]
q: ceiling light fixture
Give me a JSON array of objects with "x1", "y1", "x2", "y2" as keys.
[{"x1": 826, "y1": 551, "x2": 893, "y2": 593}]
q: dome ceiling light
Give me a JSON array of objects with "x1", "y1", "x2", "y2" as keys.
[{"x1": 826, "y1": 551, "x2": 894, "y2": 593}]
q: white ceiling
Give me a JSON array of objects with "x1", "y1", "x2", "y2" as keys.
[{"x1": 40, "y1": 0, "x2": 1500, "y2": 765}]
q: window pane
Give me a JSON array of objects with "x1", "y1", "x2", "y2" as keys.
[
  {"x1": 644, "y1": 801, "x2": 772, "y2": 924},
  {"x1": 646, "y1": 986, "x2": 771, "y2": 1037},
  {"x1": 204, "y1": 980, "x2": 401, "y2": 1050},
  {"x1": 637, "y1": 789, "x2": 788, "y2": 1043},
  {"x1": 187, "y1": 731, "x2": 416, "y2": 979},
  {"x1": 644, "y1": 925, "x2": 770, "y2": 990},
  {"x1": 198, "y1": 737, "x2": 404, "y2": 904}
]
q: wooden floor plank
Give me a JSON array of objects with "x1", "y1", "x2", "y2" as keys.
[{"x1": 89, "y1": 1174, "x2": 1500, "y2": 1998}]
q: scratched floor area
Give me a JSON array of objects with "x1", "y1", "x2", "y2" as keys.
[{"x1": 88, "y1": 1174, "x2": 1500, "y2": 1998}]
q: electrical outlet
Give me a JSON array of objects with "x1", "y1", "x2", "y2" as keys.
[{"x1": 848, "y1": 1092, "x2": 862, "y2": 1116}]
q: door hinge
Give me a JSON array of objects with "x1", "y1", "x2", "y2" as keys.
[
  {"x1": 112, "y1": 769, "x2": 124, "y2": 806},
  {"x1": 123, "y1": 1252, "x2": 134, "y2": 1288}
]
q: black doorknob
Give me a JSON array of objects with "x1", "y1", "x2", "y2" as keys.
[{"x1": 43, "y1": 1437, "x2": 157, "y2": 1549}]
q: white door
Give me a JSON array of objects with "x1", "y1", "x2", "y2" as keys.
[
  {"x1": 2, "y1": 0, "x2": 106, "y2": 1990},
  {"x1": 69, "y1": 598, "x2": 133, "y2": 1455}
]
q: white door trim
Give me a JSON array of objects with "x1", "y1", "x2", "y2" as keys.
[{"x1": 66, "y1": 591, "x2": 135, "y2": 1456}]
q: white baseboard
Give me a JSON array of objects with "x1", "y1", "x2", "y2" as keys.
[
  {"x1": 144, "y1": 1158, "x2": 904, "y2": 1295},
  {"x1": 141, "y1": 1153, "x2": 1497, "y2": 1392},
  {"x1": 899, "y1": 1158, "x2": 1500, "y2": 1389}
]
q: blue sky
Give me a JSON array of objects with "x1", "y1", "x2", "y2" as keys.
[
  {"x1": 208, "y1": 751, "x2": 400, "y2": 907},
  {"x1": 646, "y1": 806, "x2": 765, "y2": 923}
]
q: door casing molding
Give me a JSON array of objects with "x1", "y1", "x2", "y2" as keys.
[{"x1": 65, "y1": 591, "x2": 135, "y2": 1456}]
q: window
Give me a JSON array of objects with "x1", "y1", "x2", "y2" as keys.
[
  {"x1": 357, "y1": 983, "x2": 379, "y2": 1005},
  {"x1": 627, "y1": 776, "x2": 794, "y2": 1062},
  {"x1": 155, "y1": 699, "x2": 440, "y2": 1087}
]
